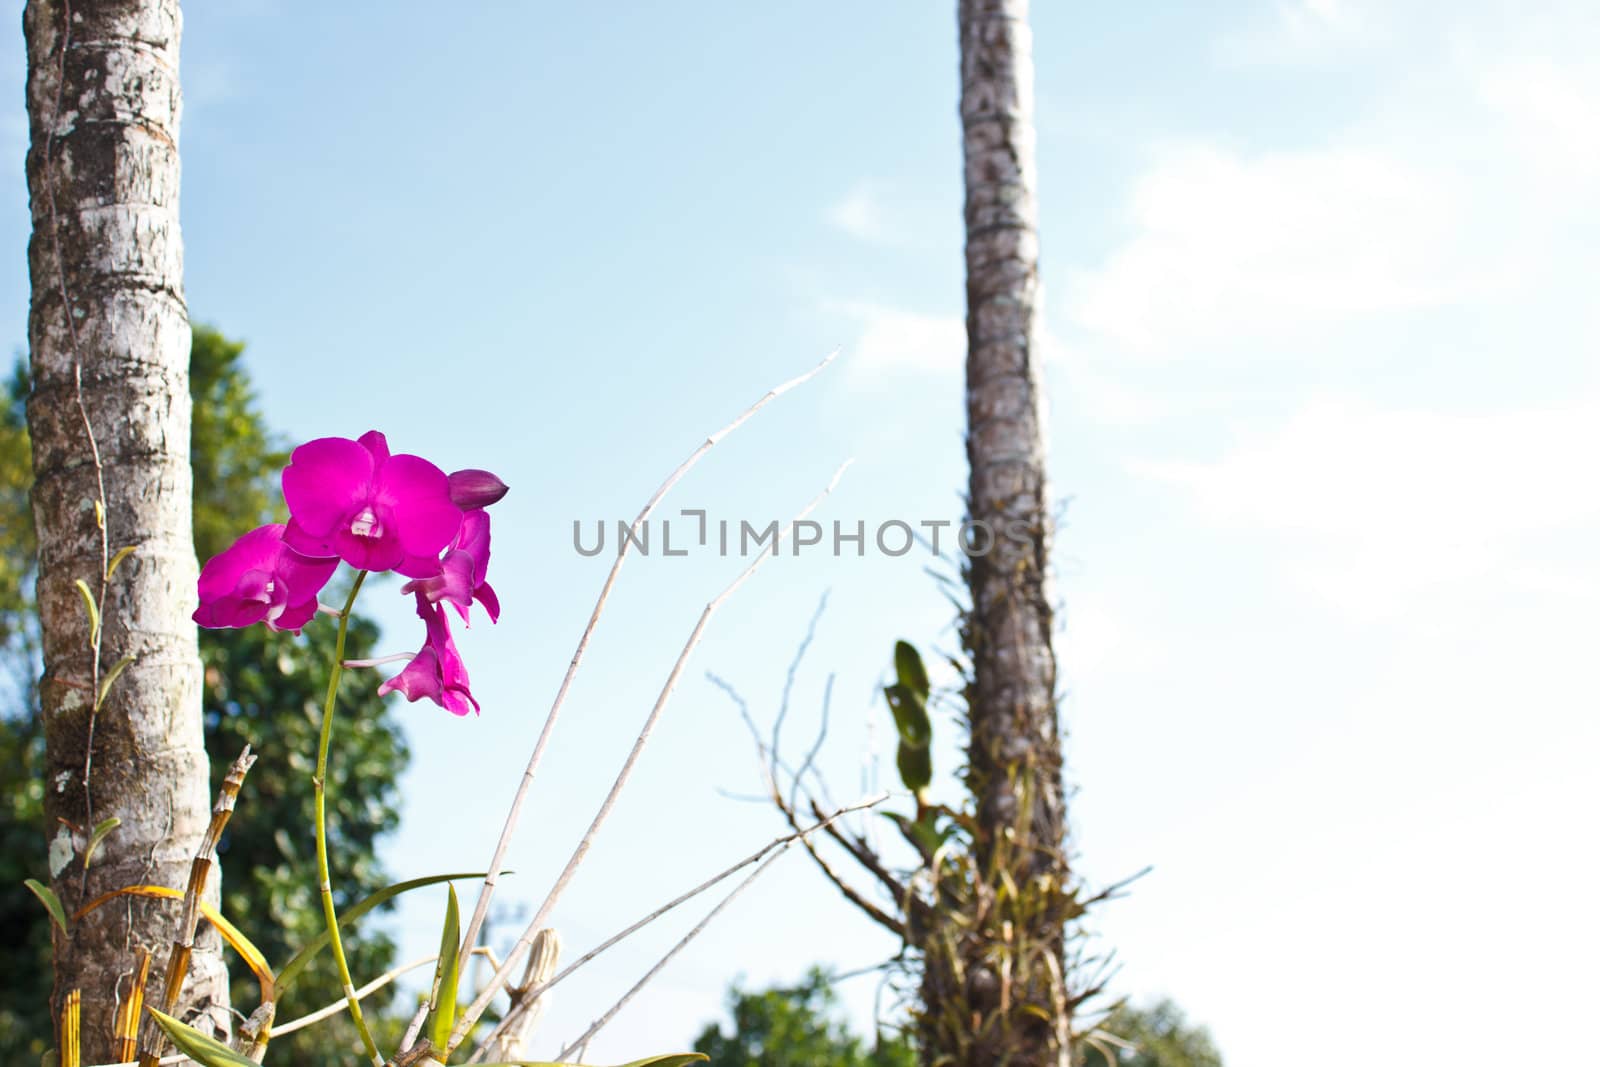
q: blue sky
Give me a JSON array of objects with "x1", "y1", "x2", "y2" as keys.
[{"x1": 4, "y1": 1, "x2": 1598, "y2": 1064}]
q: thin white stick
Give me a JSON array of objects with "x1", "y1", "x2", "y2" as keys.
[
  {"x1": 552, "y1": 848, "x2": 787, "y2": 1061},
  {"x1": 341, "y1": 653, "x2": 415, "y2": 669},
  {"x1": 271, "y1": 948, "x2": 491, "y2": 1038},
  {"x1": 451, "y1": 459, "x2": 852, "y2": 1053},
  {"x1": 465, "y1": 794, "x2": 886, "y2": 1063},
  {"x1": 449, "y1": 349, "x2": 838, "y2": 1018}
]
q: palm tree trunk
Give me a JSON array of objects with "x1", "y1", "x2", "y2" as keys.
[
  {"x1": 952, "y1": 0, "x2": 1070, "y2": 1061},
  {"x1": 24, "y1": 0, "x2": 229, "y2": 1057}
]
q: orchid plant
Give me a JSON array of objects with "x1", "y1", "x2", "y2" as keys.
[
  {"x1": 185, "y1": 431, "x2": 502, "y2": 1064},
  {"x1": 31, "y1": 352, "x2": 842, "y2": 1067},
  {"x1": 172, "y1": 430, "x2": 699, "y2": 1067}
]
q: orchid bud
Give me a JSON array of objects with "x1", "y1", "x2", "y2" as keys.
[{"x1": 447, "y1": 468, "x2": 509, "y2": 510}]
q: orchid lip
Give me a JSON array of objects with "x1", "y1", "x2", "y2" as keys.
[{"x1": 350, "y1": 507, "x2": 382, "y2": 538}]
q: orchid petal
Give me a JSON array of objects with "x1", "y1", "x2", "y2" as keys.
[
  {"x1": 474, "y1": 582, "x2": 500, "y2": 624},
  {"x1": 196, "y1": 525, "x2": 283, "y2": 602},
  {"x1": 375, "y1": 454, "x2": 461, "y2": 558},
  {"x1": 269, "y1": 596, "x2": 320, "y2": 634},
  {"x1": 357, "y1": 430, "x2": 391, "y2": 464},
  {"x1": 395, "y1": 552, "x2": 444, "y2": 581},
  {"x1": 455, "y1": 511, "x2": 492, "y2": 587},
  {"x1": 378, "y1": 647, "x2": 443, "y2": 702},
  {"x1": 333, "y1": 527, "x2": 404, "y2": 572},
  {"x1": 283, "y1": 437, "x2": 374, "y2": 538}
]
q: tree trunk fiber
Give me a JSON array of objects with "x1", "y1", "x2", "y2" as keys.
[
  {"x1": 24, "y1": 0, "x2": 229, "y2": 1058},
  {"x1": 947, "y1": 0, "x2": 1070, "y2": 1062}
]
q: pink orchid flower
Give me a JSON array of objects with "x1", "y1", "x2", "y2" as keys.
[
  {"x1": 378, "y1": 594, "x2": 479, "y2": 716},
  {"x1": 398, "y1": 510, "x2": 500, "y2": 624},
  {"x1": 193, "y1": 524, "x2": 339, "y2": 634},
  {"x1": 282, "y1": 430, "x2": 462, "y2": 573}
]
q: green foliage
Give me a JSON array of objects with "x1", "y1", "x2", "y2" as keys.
[
  {"x1": 882, "y1": 641, "x2": 933, "y2": 800},
  {"x1": 693, "y1": 968, "x2": 916, "y2": 1067},
  {"x1": 149, "y1": 1008, "x2": 260, "y2": 1067},
  {"x1": 0, "y1": 358, "x2": 48, "y2": 1062},
  {"x1": 0, "y1": 327, "x2": 410, "y2": 1065},
  {"x1": 1080, "y1": 1000, "x2": 1223, "y2": 1067},
  {"x1": 427, "y1": 884, "x2": 461, "y2": 1051},
  {"x1": 189, "y1": 326, "x2": 290, "y2": 564}
]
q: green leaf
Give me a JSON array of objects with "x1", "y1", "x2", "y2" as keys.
[
  {"x1": 893, "y1": 640, "x2": 930, "y2": 699},
  {"x1": 882, "y1": 684, "x2": 931, "y2": 749},
  {"x1": 147, "y1": 1009, "x2": 258, "y2": 1067},
  {"x1": 23, "y1": 878, "x2": 68, "y2": 933},
  {"x1": 428, "y1": 884, "x2": 461, "y2": 1052},
  {"x1": 106, "y1": 544, "x2": 136, "y2": 578},
  {"x1": 276, "y1": 871, "x2": 495, "y2": 992},
  {"x1": 896, "y1": 741, "x2": 932, "y2": 795},
  {"x1": 94, "y1": 654, "x2": 135, "y2": 711},
  {"x1": 73, "y1": 579, "x2": 99, "y2": 642},
  {"x1": 81, "y1": 816, "x2": 120, "y2": 869},
  {"x1": 882, "y1": 811, "x2": 952, "y2": 860}
]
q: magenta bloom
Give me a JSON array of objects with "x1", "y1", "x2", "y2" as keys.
[
  {"x1": 193, "y1": 524, "x2": 338, "y2": 634},
  {"x1": 378, "y1": 594, "x2": 479, "y2": 716},
  {"x1": 399, "y1": 510, "x2": 500, "y2": 624},
  {"x1": 282, "y1": 430, "x2": 462, "y2": 573}
]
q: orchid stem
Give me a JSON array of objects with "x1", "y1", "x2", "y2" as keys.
[{"x1": 314, "y1": 568, "x2": 382, "y2": 1066}]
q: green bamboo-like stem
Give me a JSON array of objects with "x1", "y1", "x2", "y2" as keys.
[{"x1": 314, "y1": 569, "x2": 381, "y2": 1065}]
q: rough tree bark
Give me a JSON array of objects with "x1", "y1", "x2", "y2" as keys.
[
  {"x1": 943, "y1": 0, "x2": 1071, "y2": 1062},
  {"x1": 24, "y1": 0, "x2": 229, "y2": 1058}
]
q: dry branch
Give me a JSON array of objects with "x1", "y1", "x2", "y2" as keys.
[
  {"x1": 451, "y1": 348, "x2": 838, "y2": 992},
  {"x1": 454, "y1": 462, "x2": 854, "y2": 1056},
  {"x1": 137, "y1": 746, "x2": 256, "y2": 1067}
]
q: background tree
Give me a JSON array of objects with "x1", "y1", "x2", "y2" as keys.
[
  {"x1": 0, "y1": 328, "x2": 409, "y2": 1064},
  {"x1": 694, "y1": 968, "x2": 916, "y2": 1067},
  {"x1": 1081, "y1": 1000, "x2": 1224, "y2": 1067},
  {"x1": 928, "y1": 0, "x2": 1077, "y2": 1059},
  {"x1": 742, "y1": 4, "x2": 1081, "y2": 1063}
]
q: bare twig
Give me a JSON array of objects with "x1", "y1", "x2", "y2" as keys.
[
  {"x1": 789, "y1": 671, "x2": 835, "y2": 817},
  {"x1": 552, "y1": 848, "x2": 786, "y2": 1061},
  {"x1": 470, "y1": 792, "x2": 889, "y2": 1062},
  {"x1": 273, "y1": 948, "x2": 491, "y2": 1038},
  {"x1": 1079, "y1": 865, "x2": 1153, "y2": 909},
  {"x1": 451, "y1": 460, "x2": 853, "y2": 1054},
  {"x1": 138, "y1": 747, "x2": 256, "y2": 1067},
  {"x1": 771, "y1": 590, "x2": 830, "y2": 789},
  {"x1": 449, "y1": 349, "x2": 838, "y2": 1022},
  {"x1": 712, "y1": 670, "x2": 836, "y2": 819},
  {"x1": 718, "y1": 662, "x2": 907, "y2": 935},
  {"x1": 809, "y1": 798, "x2": 909, "y2": 904}
]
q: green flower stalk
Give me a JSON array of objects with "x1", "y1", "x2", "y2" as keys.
[{"x1": 315, "y1": 569, "x2": 381, "y2": 1064}]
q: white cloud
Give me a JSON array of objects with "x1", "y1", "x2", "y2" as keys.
[
  {"x1": 829, "y1": 300, "x2": 965, "y2": 383},
  {"x1": 1216, "y1": 0, "x2": 1386, "y2": 64},
  {"x1": 1480, "y1": 57, "x2": 1600, "y2": 184},
  {"x1": 1066, "y1": 143, "x2": 1467, "y2": 357},
  {"x1": 825, "y1": 180, "x2": 892, "y2": 244},
  {"x1": 1132, "y1": 394, "x2": 1600, "y2": 617}
]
